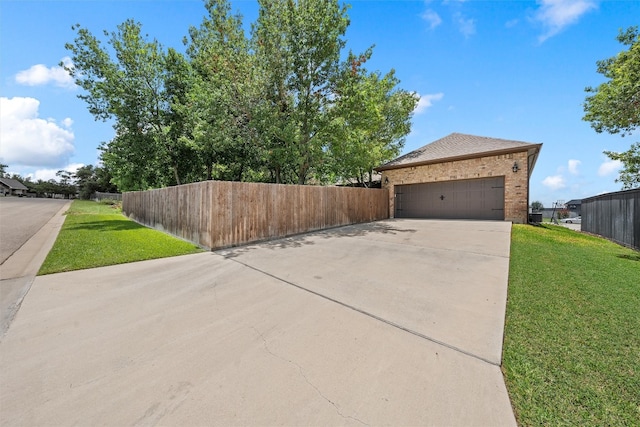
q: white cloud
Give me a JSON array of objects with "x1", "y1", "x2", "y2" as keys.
[
  {"x1": 15, "y1": 57, "x2": 76, "y2": 89},
  {"x1": 568, "y1": 159, "x2": 581, "y2": 175},
  {"x1": 535, "y1": 0, "x2": 597, "y2": 42},
  {"x1": 454, "y1": 12, "x2": 476, "y2": 37},
  {"x1": 61, "y1": 118, "x2": 74, "y2": 128},
  {"x1": 414, "y1": 92, "x2": 444, "y2": 114},
  {"x1": 505, "y1": 19, "x2": 520, "y2": 28},
  {"x1": 421, "y1": 9, "x2": 442, "y2": 30},
  {"x1": 0, "y1": 97, "x2": 75, "y2": 168},
  {"x1": 30, "y1": 163, "x2": 85, "y2": 182},
  {"x1": 542, "y1": 174, "x2": 566, "y2": 190},
  {"x1": 598, "y1": 159, "x2": 622, "y2": 177}
]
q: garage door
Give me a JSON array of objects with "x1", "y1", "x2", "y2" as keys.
[{"x1": 394, "y1": 177, "x2": 505, "y2": 220}]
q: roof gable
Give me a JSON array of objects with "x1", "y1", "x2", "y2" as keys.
[
  {"x1": 0, "y1": 178, "x2": 29, "y2": 191},
  {"x1": 377, "y1": 132, "x2": 542, "y2": 171}
]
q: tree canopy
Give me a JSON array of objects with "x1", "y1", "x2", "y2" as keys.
[
  {"x1": 603, "y1": 143, "x2": 640, "y2": 189},
  {"x1": 64, "y1": 0, "x2": 418, "y2": 191},
  {"x1": 583, "y1": 27, "x2": 640, "y2": 136},
  {"x1": 583, "y1": 26, "x2": 640, "y2": 189}
]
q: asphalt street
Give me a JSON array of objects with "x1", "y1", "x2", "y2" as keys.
[{"x1": 0, "y1": 197, "x2": 68, "y2": 264}]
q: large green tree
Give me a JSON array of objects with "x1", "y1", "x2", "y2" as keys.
[
  {"x1": 65, "y1": 21, "x2": 193, "y2": 190},
  {"x1": 329, "y1": 49, "x2": 418, "y2": 186},
  {"x1": 252, "y1": 0, "x2": 350, "y2": 184},
  {"x1": 74, "y1": 164, "x2": 118, "y2": 199},
  {"x1": 584, "y1": 26, "x2": 640, "y2": 188},
  {"x1": 185, "y1": 0, "x2": 261, "y2": 182},
  {"x1": 65, "y1": 0, "x2": 417, "y2": 190}
]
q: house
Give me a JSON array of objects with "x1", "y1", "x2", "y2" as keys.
[
  {"x1": 0, "y1": 178, "x2": 29, "y2": 197},
  {"x1": 375, "y1": 133, "x2": 542, "y2": 224},
  {"x1": 565, "y1": 199, "x2": 582, "y2": 216}
]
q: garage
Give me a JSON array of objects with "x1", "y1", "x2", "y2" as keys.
[
  {"x1": 376, "y1": 133, "x2": 543, "y2": 223},
  {"x1": 394, "y1": 176, "x2": 505, "y2": 220}
]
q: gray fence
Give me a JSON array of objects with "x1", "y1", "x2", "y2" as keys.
[
  {"x1": 123, "y1": 181, "x2": 389, "y2": 250},
  {"x1": 581, "y1": 188, "x2": 639, "y2": 250}
]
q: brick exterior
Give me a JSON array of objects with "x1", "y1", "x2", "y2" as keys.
[{"x1": 381, "y1": 150, "x2": 530, "y2": 223}]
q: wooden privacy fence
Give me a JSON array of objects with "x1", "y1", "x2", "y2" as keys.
[
  {"x1": 123, "y1": 181, "x2": 389, "y2": 250},
  {"x1": 581, "y1": 188, "x2": 639, "y2": 250}
]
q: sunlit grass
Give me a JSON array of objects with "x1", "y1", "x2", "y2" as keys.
[
  {"x1": 38, "y1": 200, "x2": 202, "y2": 275},
  {"x1": 504, "y1": 224, "x2": 640, "y2": 426}
]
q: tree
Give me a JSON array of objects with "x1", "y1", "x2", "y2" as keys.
[
  {"x1": 0, "y1": 163, "x2": 7, "y2": 178},
  {"x1": 74, "y1": 164, "x2": 119, "y2": 199},
  {"x1": 329, "y1": 49, "x2": 418, "y2": 186},
  {"x1": 603, "y1": 143, "x2": 640, "y2": 189},
  {"x1": 65, "y1": 20, "x2": 192, "y2": 190},
  {"x1": 65, "y1": 0, "x2": 418, "y2": 189},
  {"x1": 253, "y1": 0, "x2": 350, "y2": 184},
  {"x1": 56, "y1": 170, "x2": 76, "y2": 199},
  {"x1": 583, "y1": 27, "x2": 640, "y2": 136},
  {"x1": 185, "y1": 0, "x2": 261, "y2": 182},
  {"x1": 74, "y1": 165, "x2": 96, "y2": 199},
  {"x1": 584, "y1": 27, "x2": 640, "y2": 188},
  {"x1": 531, "y1": 200, "x2": 544, "y2": 211}
]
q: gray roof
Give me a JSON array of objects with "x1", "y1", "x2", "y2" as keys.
[
  {"x1": 0, "y1": 177, "x2": 29, "y2": 191},
  {"x1": 377, "y1": 132, "x2": 542, "y2": 171}
]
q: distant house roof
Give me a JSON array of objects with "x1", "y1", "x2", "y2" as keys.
[
  {"x1": 0, "y1": 177, "x2": 28, "y2": 191},
  {"x1": 376, "y1": 132, "x2": 542, "y2": 172},
  {"x1": 566, "y1": 199, "x2": 582, "y2": 206}
]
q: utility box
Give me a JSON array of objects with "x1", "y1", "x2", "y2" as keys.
[{"x1": 528, "y1": 213, "x2": 543, "y2": 223}]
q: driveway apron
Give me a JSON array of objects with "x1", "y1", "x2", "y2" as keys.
[{"x1": 0, "y1": 219, "x2": 516, "y2": 426}]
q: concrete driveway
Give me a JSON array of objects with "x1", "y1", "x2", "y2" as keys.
[{"x1": 0, "y1": 219, "x2": 516, "y2": 426}]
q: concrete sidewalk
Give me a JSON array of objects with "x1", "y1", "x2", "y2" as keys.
[
  {"x1": 0, "y1": 201, "x2": 71, "y2": 337},
  {"x1": 0, "y1": 219, "x2": 516, "y2": 426}
]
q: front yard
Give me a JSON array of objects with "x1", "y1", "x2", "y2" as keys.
[
  {"x1": 38, "y1": 200, "x2": 202, "y2": 275},
  {"x1": 504, "y1": 224, "x2": 639, "y2": 426}
]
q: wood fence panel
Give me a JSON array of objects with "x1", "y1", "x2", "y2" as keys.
[
  {"x1": 211, "y1": 181, "x2": 232, "y2": 248},
  {"x1": 123, "y1": 181, "x2": 389, "y2": 250},
  {"x1": 198, "y1": 182, "x2": 212, "y2": 249}
]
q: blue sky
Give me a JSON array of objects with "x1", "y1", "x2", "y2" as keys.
[{"x1": 1, "y1": 0, "x2": 638, "y2": 206}]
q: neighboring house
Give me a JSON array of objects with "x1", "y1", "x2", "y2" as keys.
[
  {"x1": 0, "y1": 178, "x2": 29, "y2": 197},
  {"x1": 375, "y1": 133, "x2": 543, "y2": 224},
  {"x1": 565, "y1": 199, "x2": 582, "y2": 216},
  {"x1": 537, "y1": 200, "x2": 580, "y2": 219}
]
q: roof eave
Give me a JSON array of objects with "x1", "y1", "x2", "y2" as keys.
[{"x1": 376, "y1": 144, "x2": 543, "y2": 172}]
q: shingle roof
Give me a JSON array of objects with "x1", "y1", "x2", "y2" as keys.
[
  {"x1": 376, "y1": 132, "x2": 542, "y2": 171},
  {"x1": 0, "y1": 177, "x2": 29, "y2": 191}
]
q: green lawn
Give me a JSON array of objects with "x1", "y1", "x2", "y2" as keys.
[
  {"x1": 504, "y1": 224, "x2": 640, "y2": 426},
  {"x1": 38, "y1": 200, "x2": 202, "y2": 275}
]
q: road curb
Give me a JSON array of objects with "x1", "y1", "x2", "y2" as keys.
[{"x1": 0, "y1": 201, "x2": 71, "y2": 338}]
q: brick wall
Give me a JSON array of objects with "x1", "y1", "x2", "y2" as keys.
[{"x1": 381, "y1": 151, "x2": 530, "y2": 223}]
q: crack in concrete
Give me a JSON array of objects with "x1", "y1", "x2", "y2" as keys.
[{"x1": 250, "y1": 327, "x2": 369, "y2": 426}]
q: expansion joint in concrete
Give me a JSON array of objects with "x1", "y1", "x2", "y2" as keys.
[{"x1": 227, "y1": 257, "x2": 500, "y2": 368}]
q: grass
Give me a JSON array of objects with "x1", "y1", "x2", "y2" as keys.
[
  {"x1": 38, "y1": 200, "x2": 202, "y2": 275},
  {"x1": 503, "y1": 224, "x2": 640, "y2": 426}
]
